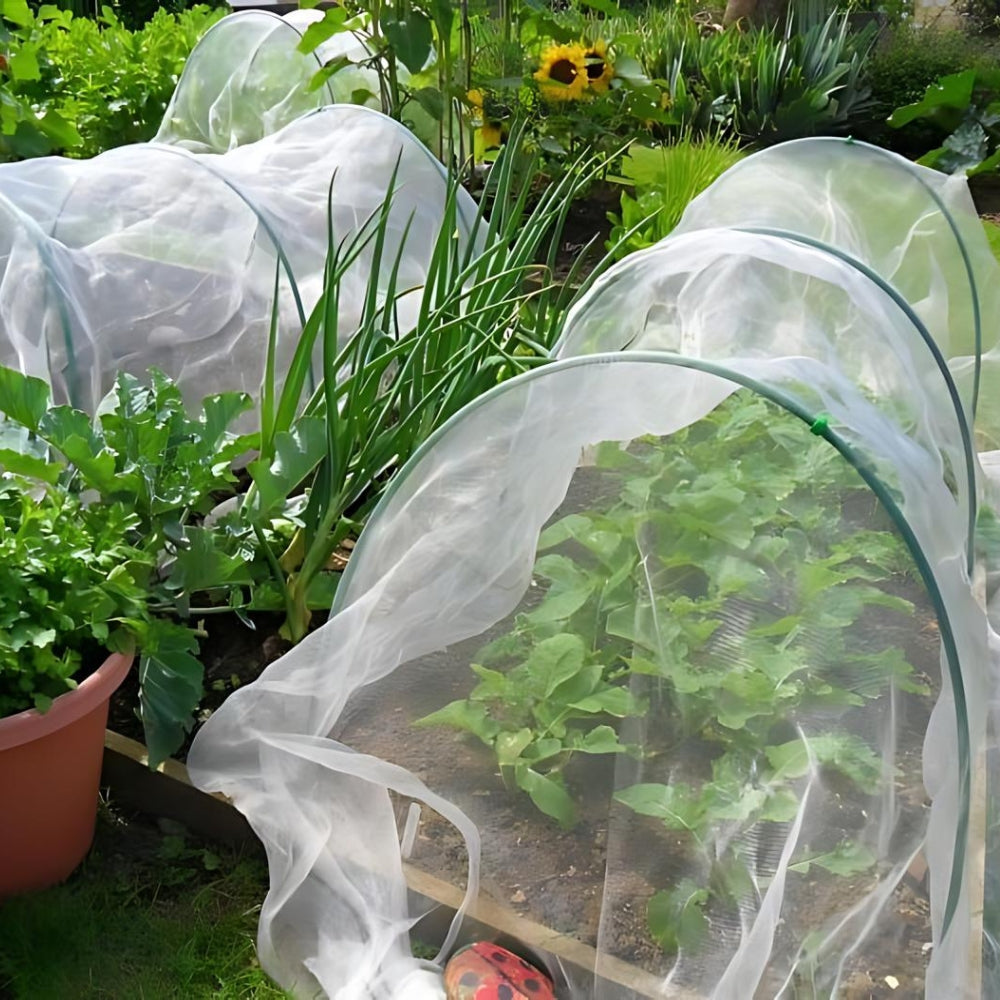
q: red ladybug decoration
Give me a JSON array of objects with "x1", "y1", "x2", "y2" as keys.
[{"x1": 443, "y1": 942, "x2": 555, "y2": 1000}]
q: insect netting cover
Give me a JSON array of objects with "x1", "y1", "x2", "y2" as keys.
[
  {"x1": 154, "y1": 10, "x2": 381, "y2": 155},
  {"x1": 187, "y1": 139, "x2": 994, "y2": 999},
  {"x1": 0, "y1": 105, "x2": 476, "y2": 414}
]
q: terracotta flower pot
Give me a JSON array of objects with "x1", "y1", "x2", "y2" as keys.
[{"x1": 0, "y1": 650, "x2": 133, "y2": 897}]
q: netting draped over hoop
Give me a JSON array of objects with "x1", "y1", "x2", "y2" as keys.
[
  {"x1": 154, "y1": 9, "x2": 383, "y2": 155},
  {"x1": 187, "y1": 139, "x2": 997, "y2": 998},
  {"x1": 0, "y1": 105, "x2": 476, "y2": 414}
]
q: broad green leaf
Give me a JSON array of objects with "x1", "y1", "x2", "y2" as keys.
[
  {"x1": 548, "y1": 661, "x2": 602, "y2": 704},
  {"x1": 569, "y1": 685, "x2": 636, "y2": 717},
  {"x1": 525, "y1": 584, "x2": 594, "y2": 625},
  {"x1": 137, "y1": 624, "x2": 204, "y2": 768},
  {"x1": 0, "y1": 366, "x2": 50, "y2": 431},
  {"x1": 8, "y1": 41, "x2": 40, "y2": 82},
  {"x1": 0, "y1": 447, "x2": 59, "y2": 483},
  {"x1": 296, "y1": 7, "x2": 352, "y2": 53},
  {"x1": 414, "y1": 699, "x2": 500, "y2": 745},
  {"x1": 247, "y1": 416, "x2": 328, "y2": 517},
  {"x1": 889, "y1": 71, "x2": 975, "y2": 128},
  {"x1": 380, "y1": 10, "x2": 433, "y2": 75},
  {"x1": 167, "y1": 526, "x2": 255, "y2": 593},
  {"x1": 615, "y1": 782, "x2": 705, "y2": 832},
  {"x1": 516, "y1": 766, "x2": 575, "y2": 828},
  {"x1": 36, "y1": 109, "x2": 81, "y2": 149},
  {"x1": 496, "y1": 727, "x2": 533, "y2": 766},
  {"x1": 1, "y1": 0, "x2": 33, "y2": 26},
  {"x1": 761, "y1": 787, "x2": 800, "y2": 822},
  {"x1": 523, "y1": 737, "x2": 563, "y2": 764},
  {"x1": 307, "y1": 55, "x2": 353, "y2": 94},
  {"x1": 647, "y1": 881, "x2": 709, "y2": 954},
  {"x1": 411, "y1": 86, "x2": 444, "y2": 122},
  {"x1": 523, "y1": 633, "x2": 587, "y2": 698},
  {"x1": 533, "y1": 553, "x2": 592, "y2": 589},
  {"x1": 765, "y1": 732, "x2": 883, "y2": 793},
  {"x1": 201, "y1": 392, "x2": 253, "y2": 449},
  {"x1": 790, "y1": 839, "x2": 876, "y2": 876},
  {"x1": 573, "y1": 725, "x2": 626, "y2": 754},
  {"x1": 469, "y1": 662, "x2": 509, "y2": 700}
]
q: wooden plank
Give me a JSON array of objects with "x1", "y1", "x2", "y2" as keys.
[
  {"x1": 402, "y1": 863, "x2": 705, "y2": 1000},
  {"x1": 102, "y1": 730, "x2": 699, "y2": 998},
  {"x1": 102, "y1": 731, "x2": 257, "y2": 848}
]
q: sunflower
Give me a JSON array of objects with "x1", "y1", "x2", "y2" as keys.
[
  {"x1": 583, "y1": 39, "x2": 614, "y2": 94},
  {"x1": 534, "y1": 43, "x2": 588, "y2": 103}
]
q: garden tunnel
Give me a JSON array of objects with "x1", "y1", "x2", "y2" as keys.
[
  {"x1": 187, "y1": 141, "x2": 997, "y2": 998},
  {"x1": 0, "y1": 105, "x2": 476, "y2": 414},
  {"x1": 154, "y1": 9, "x2": 381, "y2": 154}
]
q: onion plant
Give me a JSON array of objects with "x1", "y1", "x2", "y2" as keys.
[{"x1": 241, "y1": 134, "x2": 622, "y2": 642}]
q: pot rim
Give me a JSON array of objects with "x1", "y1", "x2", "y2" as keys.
[{"x1": 0, "y1": 650, "x2": 134, "y2": 752}]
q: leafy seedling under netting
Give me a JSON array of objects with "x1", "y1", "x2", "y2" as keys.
[
  {"x1": 188, "y1": 348, "x2": 984, "y2": 998},
  {"x1": 359, "y1": 390, "x2": 940, "y2": 996}
]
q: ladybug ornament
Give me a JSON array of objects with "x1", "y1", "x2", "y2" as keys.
[{"x1": 443, "y1": 942, "x2": 556, "y2": 1000}]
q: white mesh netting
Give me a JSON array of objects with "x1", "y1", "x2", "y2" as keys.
[
  {"x1": 184, "y1": 138, "x2": 1000, "y2": 998},
  {"x1": 0, "y1": 104, "x2": 476, "y2": 415}
]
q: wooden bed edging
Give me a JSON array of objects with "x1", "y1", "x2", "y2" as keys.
[{"x1": 101, "y1": 730, "x2": 702, "y2": 1000}]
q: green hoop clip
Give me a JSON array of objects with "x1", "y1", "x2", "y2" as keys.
[{"x1": 810, "y1": 414, "x2": 830, "y2": 436}]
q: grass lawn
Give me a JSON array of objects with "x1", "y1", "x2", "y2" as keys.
[{"x1": 0, "y1": 801, "x2": 288, "y2": 999}]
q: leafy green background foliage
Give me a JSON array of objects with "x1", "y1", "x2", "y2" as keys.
[
  {"x1": 889, "y1": 67, "x2": 1000, "y2": 175},
  {"x1": 0, "y1": 2, "x2": 223, "y2": 161},
  {"x1": 607, "y1": 136, "x2": 744, "y2": 257}
]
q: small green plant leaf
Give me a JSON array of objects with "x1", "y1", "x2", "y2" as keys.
[
  {"x1": 496, "y1": 727, "x2": 533, "y2": 766},
  {"x1": 523, "y1": 633, "x2": 588, "y2": 698},
  {"x1": 515, "y1": 766, "x2": 576, "y2": 828},
  {"x1": 647, "y1": 881, "x2": 710, "y2": 955},
  {"x1": 572, "y1": 725, "x2": 626, "y2": 754},
  {"x1": 790, "y1": 839, "x2": 876, "y2": 876},
  {"x1": 0, "y1": 366, "x2": 51, "y2": 431},
  {"x1": 137, "y1": 623, "x2": 205, "y2": 768},
  {"x1": 379, "y1": 10, "x2": 433, "y2": 75},
  {"x1": 247, "y1": 416, "x2": 328, "y2": 518},
  {"x1": 615, "y1": 783, "x2": 705, "y2": 833},
  {"x1": 414, "y1": 699, "x2": 500, "y2": 745},
  {"x1": 765, "y1": 732, "x2": 883, "y2": 794}
]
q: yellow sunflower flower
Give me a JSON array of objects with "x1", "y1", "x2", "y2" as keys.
[
  {"x1": 534, "y1": 43, "x2": 588, "y2": 103},
  {"x1": 583, "y1": 39, "x2": 614, "y2": 94}
]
